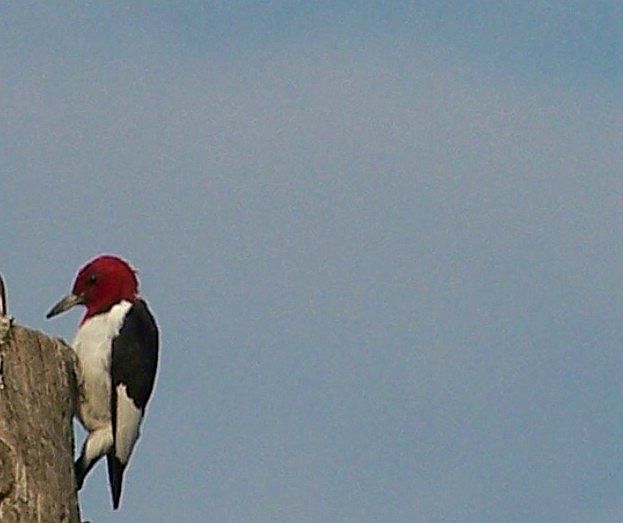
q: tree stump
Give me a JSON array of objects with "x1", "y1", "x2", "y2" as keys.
[{"x1": 0, "y1": 321, "x2": 81, "y2": 522}]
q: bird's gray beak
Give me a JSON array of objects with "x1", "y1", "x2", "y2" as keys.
[{"x1": 46, "y1": 293, "x2": 84, "y2": 319}]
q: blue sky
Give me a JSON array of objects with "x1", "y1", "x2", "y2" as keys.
[{"x1": 1, "y1": 2, "x2": 623, "y2": 522}]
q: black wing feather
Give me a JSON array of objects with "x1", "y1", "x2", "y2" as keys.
[
  {"x1": 107, "y1": 453, "x2": 126, "y2": 509},
  {"x1": 108, "y1": 299, "x2": 158, "y2": 509}
]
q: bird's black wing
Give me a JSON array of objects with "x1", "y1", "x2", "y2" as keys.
[{"x1": 108, "y1": 299, "x2": 158, "y2": 509}]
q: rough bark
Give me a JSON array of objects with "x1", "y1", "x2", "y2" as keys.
[{"x1": 0, "y1": 323, "x2": 81, "y2": 522}]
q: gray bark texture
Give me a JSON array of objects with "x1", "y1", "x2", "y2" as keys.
[{"x1": 0, "y1": 323, "x2": 81, "y2": 522}]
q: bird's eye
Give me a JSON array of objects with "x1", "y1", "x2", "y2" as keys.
[{"x1": 88, "y1": 274, "x2": 97, "y2": 284}]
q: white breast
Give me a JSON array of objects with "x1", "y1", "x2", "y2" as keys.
[{"x1": 72, "y1": 300, "x2": 132, "y2": 431}]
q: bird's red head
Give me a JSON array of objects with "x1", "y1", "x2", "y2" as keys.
[
  {"x1": 47, "y1": 255, "x2": 139, "y2": 321},
  {"x1": 73, "y1": 255, "x2": 139, "y2": 317}
]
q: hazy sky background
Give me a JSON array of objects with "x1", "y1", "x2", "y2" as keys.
[{"x1": 1, "y1": 2, "x2": 623, "y2": 522}]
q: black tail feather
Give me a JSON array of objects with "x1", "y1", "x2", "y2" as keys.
[
  {"x1": 75, "y1": 456, "x2": 86, "y2": 490},
  {"x1": 107, "y1": 453, "x2": 126, "y2": 510},
  {"x1": 75, "y1": 448, "x2": 103, "y2": 490}
]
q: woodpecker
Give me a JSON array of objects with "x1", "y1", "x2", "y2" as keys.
[{"x1": 47, "y1": 255, "x2": 158, "y2": 509}]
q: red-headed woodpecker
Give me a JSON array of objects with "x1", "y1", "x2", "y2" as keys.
[{"x1": 47, "y1": 255, "x2": 158, "y2": 510}]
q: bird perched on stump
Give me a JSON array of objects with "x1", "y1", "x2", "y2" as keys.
[{"x1": 47, "y1": 255, "x2": 159, "y2": 509}]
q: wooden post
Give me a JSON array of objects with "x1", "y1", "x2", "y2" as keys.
[{"x1": 0, "y1": 274, "x2": 81, "y2": 522}]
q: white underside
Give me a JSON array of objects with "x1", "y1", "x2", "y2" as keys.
[{"x1": 72, "y1": 300, "x2": 133, "y2": 462}]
